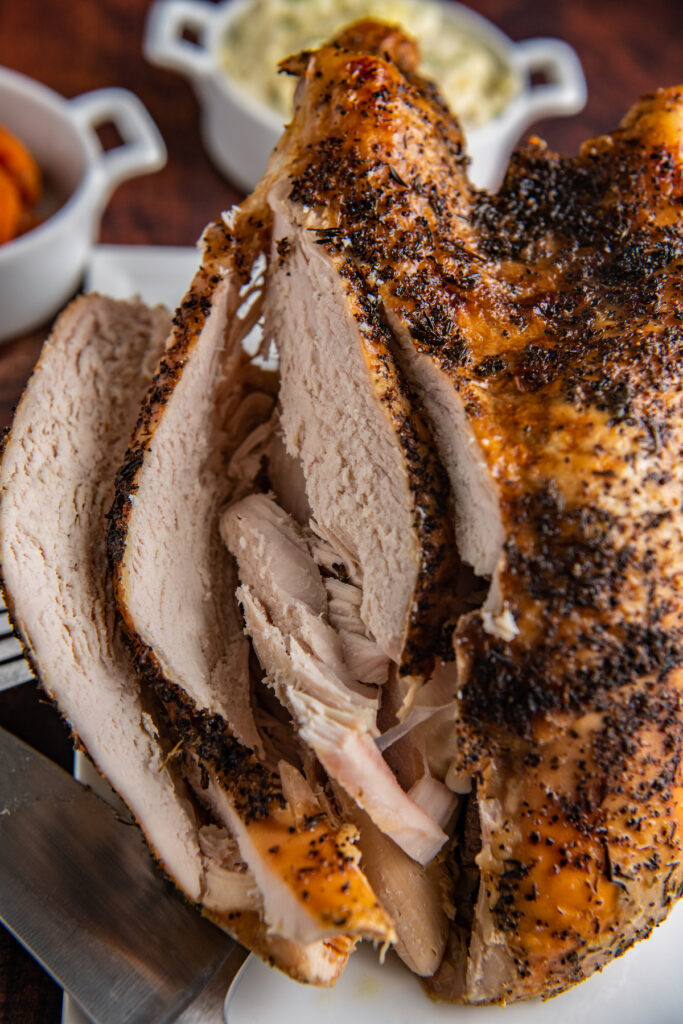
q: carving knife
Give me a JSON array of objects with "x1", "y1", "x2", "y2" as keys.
[{"x1": 0, "y1": 726, "x2": 248, "y2": 1023}]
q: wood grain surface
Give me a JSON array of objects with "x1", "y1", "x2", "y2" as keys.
[{"x1": 0, "y1": 0, "x2": 680, "y2": 1019}]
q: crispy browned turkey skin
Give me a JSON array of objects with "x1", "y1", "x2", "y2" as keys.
[
  {"x1": 220, "y1": 24, "x2": 683, "y2": 1002},
  {"x1": 2, "y1": 19, "x2": 683, "y2": 1007}
]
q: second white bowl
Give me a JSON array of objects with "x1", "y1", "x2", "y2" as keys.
[{"x1": 144, "y1": 0, "x2": 586, "y2": 192}]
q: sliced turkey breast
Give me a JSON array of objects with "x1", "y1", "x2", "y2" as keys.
[
  {"x1": 264, "y1": 191, "x2": 457, "y2": 678},
  {"x1": 184, "y1": 752, "x2": 393, "y2": 946},
  {"x1": 222, "y1": 494, "x2": 351, "y2": 686},
  {"x1": 221, "y1": 492, "x2": 447, "y2": 864},
  {"x1": 107, "y1": 216, "x2": 395, "y2": 967},
  {"x1": 0, "y1": 295, "x2": 353, "y2": 980},
  {"x1": 108, "y1": 226, "x2": 266, "y2": 757},
  {"x1": 335, "y1": 790, "x2": 450, "y2": 977},
  {"x1": 0, "y1": 295, "x2": 203, "y2": 890}
]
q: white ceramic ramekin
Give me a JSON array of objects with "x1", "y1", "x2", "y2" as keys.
[
  {"x1": 144, "y1": 0, "x2": 586, "y2": 193},
  {"x1": 0, "y1": 67, "x2": 166, "y2": 342}
]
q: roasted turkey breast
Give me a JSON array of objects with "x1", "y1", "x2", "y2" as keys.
[
  {"x1": 1, "y1": 17, "x2": 683, "y2": 1008},
  {"x1": 240, "y1": 26, "x2": 683, "y2": 1002}
]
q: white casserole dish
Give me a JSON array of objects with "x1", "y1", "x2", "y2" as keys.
[
  {"x1": 144, "y1": 0, "x2": 586, "y2": 192},
  {"x1": 0, "y1": 67, "x2": 166, "y2": 342}
]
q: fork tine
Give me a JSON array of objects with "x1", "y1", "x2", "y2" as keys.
[
  {"x1": 0, "y1": 658, "x2": 35, "y2": 691},
  {"x1": 0, "y1": 598, "x2": 35, "y2": 690},
  {"x1": 0, "y1": 634, "x2": 24, "y2": 661}
]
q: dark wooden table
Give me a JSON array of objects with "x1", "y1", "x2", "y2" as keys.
[{"x1": 0, "y1": 0, "x2": 680, "y2": 1018}]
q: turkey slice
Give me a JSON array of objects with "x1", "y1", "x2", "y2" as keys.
[{"x1": 222, "y1": 493, "x2": 448, "y2": 864}]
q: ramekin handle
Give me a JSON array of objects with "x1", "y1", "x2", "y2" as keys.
[
  {"x1": 144, "y1": 0, "x2": 216, "y2": 78},
  {"x1": 69, "y1": 88, "x2": 167, "y2": 205},
  {"x1": 513, "y1": 37, "x2": 587, "y2": 126}
]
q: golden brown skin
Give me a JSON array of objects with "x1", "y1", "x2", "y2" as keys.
[
  {"x1": 264, "y1": 24, "x2": 683, "y2": 1001},
  {"x1": 268, "y1": 24, "x2": 466, "y2": 677},
  {"x1": 440, "y1": 89, "x2": 683, "y2": 1000}
]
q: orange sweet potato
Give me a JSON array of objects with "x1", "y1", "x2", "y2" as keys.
[
  {"x1": 0, "y1": 166, "x2": 22, "y2": 244},
  {"x1": 0, "y1": 125, "x2": 41, "y2": 208}
]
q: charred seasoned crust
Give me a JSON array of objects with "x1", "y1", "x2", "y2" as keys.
[{"x1": 272, "y1": 34, "x2": 683, "y2": 1002}]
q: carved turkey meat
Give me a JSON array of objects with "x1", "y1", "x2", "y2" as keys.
[{"x1": 2, "y1": 17, "x2": 683, "y2": 1007}]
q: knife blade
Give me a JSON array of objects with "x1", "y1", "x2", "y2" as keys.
[{"x1": 0, "y1": 726, "x2": 248, "y2": 1024}]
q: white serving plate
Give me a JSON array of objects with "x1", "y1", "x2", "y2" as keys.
[
  {"x1": 86, "y1": 242, "x2": 200, "y2": 308},
  {"x1": 64, "y1": 244, "x2": 683, "y2": 1023}
]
